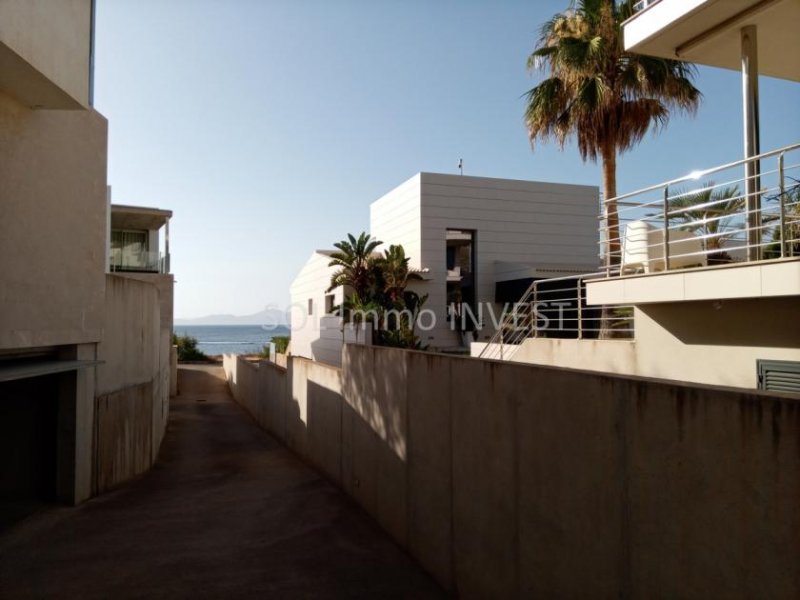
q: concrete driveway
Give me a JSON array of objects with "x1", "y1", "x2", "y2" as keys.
[{"x1": 0, "y1": 366, "x2": 444, "y2": 599}]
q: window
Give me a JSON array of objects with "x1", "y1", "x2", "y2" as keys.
[
  {"x1": 325, "y1": 294, "x2": 335, "y2": 314},
  {"x1": 446, "y1": 229, "x2": 476, "y2": 328},
  {"x1": 110, "y1": 229, "x2": 149, "y2": 270},
  {"x1": 307, "y1": 298, "x2": 313, "y2": 316}
]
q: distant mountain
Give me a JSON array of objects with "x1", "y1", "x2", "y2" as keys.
[{"x1": 174, "y1": 307, "x2": 289, "y2": 327}]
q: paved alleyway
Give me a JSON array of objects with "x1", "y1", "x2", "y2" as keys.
[{"x1": 0, "y1": 366, "x2": 444, "y2": 599}]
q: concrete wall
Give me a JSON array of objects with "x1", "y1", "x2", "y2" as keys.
[
  {"x1": 0, "y1": 91, "x2": 107, "y2": 350},
  {"x1": 94, "y1": 275, "x2": 170, "y2": 494},
  {"x1": 223, "y1": 355, "x2": 343, "y2": 482},
  {"x1": 225, "y1": 345, "x2": 800, "y2": 599},
  {"x1": 483, "y1": 297, "x2": 800, "y2": 390},
  {"x1": 0, "y1": 0, "x2": 92, "y2": 108}
]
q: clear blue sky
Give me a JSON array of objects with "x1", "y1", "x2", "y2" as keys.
[{"x1": 94, "y1": 0, "x2": 800, "y2": 319}]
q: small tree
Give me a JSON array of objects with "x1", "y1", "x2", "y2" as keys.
[
  {"x1": 328, "y1": 234, "x2": 427, "y2": 349},
  {"x1": 172, "y1": 333, "x2": 208, "y2": 362}
]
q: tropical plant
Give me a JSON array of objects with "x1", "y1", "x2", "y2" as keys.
[
  {"x1": 670, "y1": 183, "x2": 744, "y2": 262},
  {"x1": 524, "y1": 0, "x2": 702, "y2": 267},
  {"x1": 327, "y1": 232, "x2": 382, "y2": 299},
  {"x1": 271, "y1": 335, "x2": 291, "y2": 354},
  {"x1": 764, "y1": 179, "x2": 800, "y2": 258},
  {"x1": 374, "y1": 244, "x2": 423, "y2": 306},
  {"x1": 328, "y1": 234, "x2": 427, "y2": 349},
  {"x1": 339, "y1": 292, "x2": 383, "y2": 344},
  {"x1": 260, "y1": 335, "x2": 290, "y2": 358}
]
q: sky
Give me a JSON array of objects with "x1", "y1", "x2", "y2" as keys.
[{"x1": 93, "y1": 0, "x2": 800, "y2": 320}]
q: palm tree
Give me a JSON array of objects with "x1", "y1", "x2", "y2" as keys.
[
  {"x1": 670, "y1": 183, "x2": 744, "y2": 260},
  {"x1": 524, "y1": 0, "x2": 702, "y2": 267},
  {"x1": 327, "y1": 232, "x2": 382, "y2": 299},
  {"x1": 328, "y1": 232, "x2": 382, "y2": 343},
  {"x1": 375, "y1": 244, "x2": 423, "y2": 307}
]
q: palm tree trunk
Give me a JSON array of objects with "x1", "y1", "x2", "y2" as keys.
[
  {"x1": 602, "y1": 143, "x2": 620, "y2": 270},
  {"x1": 600, "y1": 144, "x2": 620, "y2": 340}
]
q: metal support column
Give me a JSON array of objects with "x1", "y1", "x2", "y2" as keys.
[
  {"x1": 164, "y1": 218, "x2": 171, "y2": 273},
  {"x1": 741, "y1": 25, "x2": 761, "y2": 261}
]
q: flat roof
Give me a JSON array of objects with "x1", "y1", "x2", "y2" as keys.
[
  {"x1": 111, "y1": 204, "x2": 172, "y2": 230},
  {"x1": 623, "y1": 0, "x2": 799, "y2": 81}
]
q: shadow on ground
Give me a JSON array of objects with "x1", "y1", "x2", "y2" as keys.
[{"x1": 0, "y1": 366, "x2": 444, "y2": 599}]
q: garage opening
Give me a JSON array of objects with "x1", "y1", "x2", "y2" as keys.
[{"x1": 0, "y1": 373, "x2": 60, "y2": 531}]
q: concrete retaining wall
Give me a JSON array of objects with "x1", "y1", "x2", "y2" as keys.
[
  {"x1": 475, "y1": 299, "x2": 800, "y2": 390},
  {"x1": 94, "y1": 275, "x2": 170, "y2": 494},
  {"x1": 224, "y1": 347, "x2": 800, "y2": 599}
]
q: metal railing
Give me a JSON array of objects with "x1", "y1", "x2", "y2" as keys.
[
  {"x1": 477, "y1": 273, "x2": 634, "y2": 362},
  {"x1": 109, "y1": 250, "x2": 169, "y2": 274},
  {"x1": 600, "y1": 143, "x2": 800, "y2": 275},
  {"x1": 632, "y1": 0, "x2": 661, "y2": 14}
]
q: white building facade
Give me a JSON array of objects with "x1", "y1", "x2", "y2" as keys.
[{"x1": 290, "y1": 172, "x2": 599, "y2": 366}]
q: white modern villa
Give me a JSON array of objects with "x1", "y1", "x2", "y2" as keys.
[
  {"x1": 475, "y1": 0, "x2": 800, "y2": 392},
  {"x1": 291, "y1": 172, "x2": 599, "y2": 366}
]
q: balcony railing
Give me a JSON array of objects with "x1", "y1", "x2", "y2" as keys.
[
  {"x1": 632, "y1": 0, "x2": 661, "y2": 14},
  {"x1": 477, "y1": 273, "x2": 634, "y2": 362},
  {"x1": 109, "y1": 250, "x2": 169, "y2": 274},
  {"x1": 599, "y1": 143, "x2": 800, "y2": 276}
]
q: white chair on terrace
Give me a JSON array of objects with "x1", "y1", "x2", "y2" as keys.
[{"x1": 621, "y1": 221, "x2": 707, "y2": 273}]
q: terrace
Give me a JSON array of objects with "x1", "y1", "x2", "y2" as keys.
[
  {"x1": 109, "y1": 204, "x2": 172, "y2": 274},
  {"x1": 587, "y1": 144, "x2": 800, "y2": 305}
]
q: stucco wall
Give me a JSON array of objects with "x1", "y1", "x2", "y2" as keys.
[
  {"x1": 225, "y1": 346, "x2": 800, "y2": 598},
  {"x1": 485, "y1": 297, "x2": 800, "y2": 390},
  {"x1": 0, "y1": 91, "x2": 107, "y2": 350},
  {"x1": 0, "y1": 0, "x2": 92, "y2": 107},
  {"x1": 94, "y1": 275, "x2": 170, "y2": 493}
]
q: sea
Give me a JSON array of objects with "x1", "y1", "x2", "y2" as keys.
[{"x1": 173, "y1": 324, "x2": 290, "y2": 356}]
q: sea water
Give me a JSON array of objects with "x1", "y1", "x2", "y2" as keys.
[{"x1": 173, "y1": 325, "x2": 290, "y2": 356}]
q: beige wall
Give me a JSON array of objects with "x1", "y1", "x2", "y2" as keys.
[
  {"x1": 115, "y1": 272, "x2": 174, "y2": 332},
  {"x1": 224, "y1": 345, "x2": 800, "y2": 598},
  {"x1": 0, "y1": 91, "x2": 107, "y2": 350},
  {"x1": 94, "y1": 275, "x2": 170, "y2": 494},
  {"x1": 502, "y1": 297, "x2": 800, "y2": 389},
  {"x1": 0, "y1": 0, "x2": 92, "y2": 108}
]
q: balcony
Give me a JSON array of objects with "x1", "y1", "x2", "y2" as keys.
[
  {"x1": 587, "y1": 143, "x2": 800, "y2": 305},
  {"x1": 632, "y1": 0, "x2": 661, "y2": 15},
  {"x1": 109, "y1": 204, "x2": 172, "y2": 275},
  {"x1": 109, "y1": 250, "x2": 169, "y2": 274}
]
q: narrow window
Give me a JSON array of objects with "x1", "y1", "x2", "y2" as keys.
[
  {"x1": 308, "y1": 298, "x2": 313, "y2": 315},
  {"x1": 325, "y1": 294, "x2": 335, "y2": 314}
]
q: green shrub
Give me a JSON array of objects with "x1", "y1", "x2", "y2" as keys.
[
  {"x1": 271, "y1": 335, "x2": 290, "y2": 354},
  {"x1": 259, "y1": 335, "x2": 290, "y2": 358},
  {"x1": 172, "y1": 333, "x2": 208, "y2": 362}
]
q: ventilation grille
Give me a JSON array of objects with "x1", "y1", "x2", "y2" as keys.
[{"x1": 758, "y1": 360, "x2": 800, "y2": 394}]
